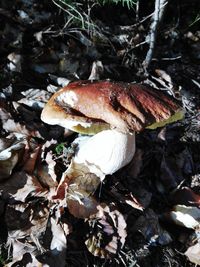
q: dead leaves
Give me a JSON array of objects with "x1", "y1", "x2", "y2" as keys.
[
  {"x1": 161, "y1": 187, "x2": 200, "y2": 265},
  {"x1": 85, "y1": 204, "x2": 127, "y2": 259},
  {"x1": 0, "y1": 129, "x2": 128, "y2": 264},
  {"x1": 0, "y1": 134, "x2": 26, "y2": 180},
  {"x1": 5, "y1": 202, "x2": 70, "y2": 267},
  {"x1": 185, "y1": 242, "x2": 200, "y2": 266}
]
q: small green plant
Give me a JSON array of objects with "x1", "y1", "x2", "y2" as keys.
[
  {"x1": 55, "y1": 142, "x2": 67, "y2": 155},
  {"x1": 98, "y1": 0, "x2": 137, "y2": 9},
  {"x1": 189, "y1": 13, "x2": 200, "y2": 27},
  {"x1": 52, "y1": 0, "x2": 137, "y2": 30}
]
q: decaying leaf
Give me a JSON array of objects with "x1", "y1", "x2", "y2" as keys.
[
  {"x1": 6, "y1": 201, "x2": 70, "y2": 267},
  {"x1": 53, "y1": 160, "x2": 101, "y2": 218},
  {"x1": 7, "y1": 53, "x2": 22, "y2": 72},
  {"x1": 18, "y1": 88, "x2": 52, "y2": 109},
  {"x1": 88, "y1": 60, "x2": 104, "y2": 81},
  {"x1": 0, "y1": 135, "x2": 26, "y2": 180},
  {"x1": 85, "y1": 204, "x2": 127, "y2": 258},
  {"x1": 0, "y1": 171, "x2": 46, "y2": 202},
  {"x1": 0, "y1": 107, "x2": 41, "y2": 138},
  {"x1": 185, "y1": 242, "x2": 200, "y2": 265},
  {"x1": 35, "y1": 139, "x2": 59, "y2": 188},
  {"x1": 164, "y1": 205, "x2": 200, "y2": 229},
  {"x1": 67, "y1": 193, "x2": 98, "y2": 219},
  {"x1": 23, "y1": 144, "x2": 41, "y2": 174},
  {"x1": 55, "y1": 160, "x2": 101, "y2": 201}
]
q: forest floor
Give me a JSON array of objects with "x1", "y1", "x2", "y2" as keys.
[{"x1": 0, "y1": 0, "x2": 200, "y2": 266}]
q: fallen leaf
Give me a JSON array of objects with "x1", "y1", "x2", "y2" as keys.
[
  {"x1": 85, "y1": 204, "x2": 127, "y2": 258},
  {"x1": 164, "y1": 205, "x2": 200, "y2": 229},
  {"x1": 0, "y1": 136, "x2": 26, "y2": 180},
  {"x1": 7, "y1": 53, "x2": 22, "y2": 72},
  {"x1": 0, "y1": 171, "x2": 46, "y2": 202},
  {"x1": 185, "y1": 242, "x2": 200, "y2": 265},
  {"x1": 18, "y1": 88, "x2": 52, "y2": 109},
  {"x1": 88, "y1": 60, "x2": 104, "y2": 81},
  {"x1": 67, "y1": 193, "x2": 98, "y2": 219}
]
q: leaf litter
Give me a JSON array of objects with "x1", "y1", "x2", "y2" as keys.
[{"x1": 0, "y1": 0, "x2": 200, "y2": 266}]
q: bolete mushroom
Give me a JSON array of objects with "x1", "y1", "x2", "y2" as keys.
[{"x1": 41, "y1": 80, "x2": 183, "y2": 178}]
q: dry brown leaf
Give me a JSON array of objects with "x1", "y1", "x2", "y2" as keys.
[
  {"x1": 18, "y1": 88, "x2": 52, "y2": 109},
  {"x1": 185, "y1": 242, "x2": 200, "y2": 265},
  {"x1": 54, "y1": 160, "x2": 100, "y2": 201},
  {"x1": 0, "y1": 136, "x2": 26, "y2": 181},
  {"x1": 0, "y1": 171, "x2": 46, "y2": 202},
  {"x1": 85, "y1": 204, "x2": 127, "y2": 258},
  {"x1": 0, "y1": 107, "x2": 42, "y2": 137},
  {"x1": 23, "y1": 145, "x2": 41, "y2": 174},
  {"x1": 88, "y1": 60, "x2": 104, "y2": 80},
  {"x1": 6, "y1": 202, "x2": 69, "y2": 267},
  {"x1": 67, "y1": 193, "x2": 98, "y2": 219},
  {"x1": 164, "y1": 205, "x2": 200, "y2": 229}
]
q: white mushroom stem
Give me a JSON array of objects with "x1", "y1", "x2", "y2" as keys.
[{"x1": 74, "y1": 129, "x2": 135, "y2": 178}]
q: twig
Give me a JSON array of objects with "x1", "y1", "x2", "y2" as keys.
[
  {"x1": 191, "y1": 79, "x2": 200, "y2": 89},
  {"x1": 143, "y1": 0, "x2": 168, "y2": 69},
  {"x1": 152, "y1": 55, "x2": 181, "y2": 61}
]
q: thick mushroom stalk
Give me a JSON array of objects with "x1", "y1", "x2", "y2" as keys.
[{"x1": 74, "y1": 129, "x2": 135, "y2": 176}]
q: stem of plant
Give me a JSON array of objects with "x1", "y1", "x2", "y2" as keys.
[{"x1": 143, "y1": 0, "x2": 168, "y2": 69}]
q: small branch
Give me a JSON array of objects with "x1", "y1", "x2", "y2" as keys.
[{"x1": 143, "y1": 0, "x2": 168, "y2": 69}]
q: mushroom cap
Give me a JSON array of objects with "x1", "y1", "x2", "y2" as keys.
[{"x1": 41, "y1": 80, "x2": 183, "y2": 133}]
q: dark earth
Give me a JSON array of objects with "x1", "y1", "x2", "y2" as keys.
[{"x1": 0, "y1": 0, "x2": 200, "y2": 266}]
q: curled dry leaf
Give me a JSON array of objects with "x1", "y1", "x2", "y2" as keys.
[
  {"x1": 6, "y1": 202, "x2": 70, "y2": 267},
  {"x1": 54, "y1": 160, "x2": 100, "y2": 201},
  {"x1": 35, "y1": 139, "x2": 58, "y2": 188},
  {"x1": 7, "y1": 52, "x2": 22, "y2": 72},
  {"x1": 53, "y1": 160, "x2": 101, "y2": 218},
  {"x1": 0, "y1": 171, "x2": 46, "y2": 202},
  {"x1": 185, "y1": 242, "x2": 200, "y2": 265},
  {"x1": 67, "y1": 193, "x2": 98, "y2": 219},
  {"x1": 18, "y1": 88, "x2": 52, "y2": 110},
  {"x1": 0, "y1": 107, "x2": 41, "y2": 138},
  {"x1": 0, "y1": 135, "x2": 26, "y2": 180},
  {"x1": 164, "y1": 205, "x2": 200, "y2": 229},
  {"x1": 85, "y1": 204, "x2": 127, "y2": 258},
  {"x1": 88, "y1": 60, "x2": 104, "y2": 81}
]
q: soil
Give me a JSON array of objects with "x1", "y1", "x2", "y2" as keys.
[{"x1": 0, "y1": 0, "x2": 200, "y2": 266}]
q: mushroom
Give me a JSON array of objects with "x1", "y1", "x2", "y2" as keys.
[{"x1": 41, "y1": 80, "x2": 183, "y2": 178}]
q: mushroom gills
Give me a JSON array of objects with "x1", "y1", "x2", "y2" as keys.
[
  {"x1": 146, "y1": 110, "x2": 184, "y2": 130},
  {"x1": 72, "y1": 122, "x2": 110, "y2": 135},
  {"x1": 74, "y1": 129, "x2": 136, "y2": 176}
]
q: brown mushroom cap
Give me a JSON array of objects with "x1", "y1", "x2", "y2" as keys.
[{"x1": 41, "y1": 80, "x2": 183, "y2": 133}]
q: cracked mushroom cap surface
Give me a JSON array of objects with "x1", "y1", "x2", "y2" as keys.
[{"x1": 41, "y1": 80, "x2": 183, "y2": 134}]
